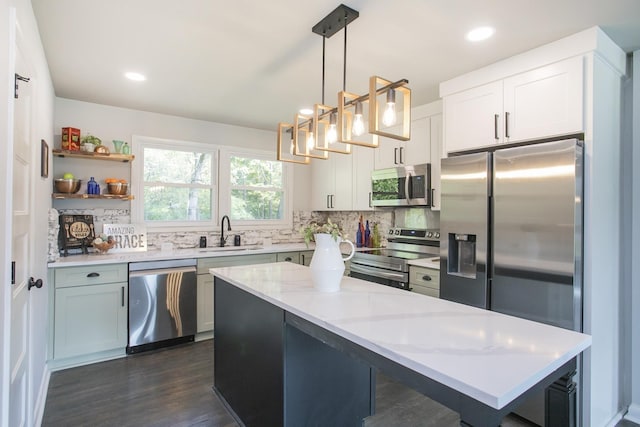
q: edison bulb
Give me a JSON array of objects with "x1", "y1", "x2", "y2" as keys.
[
  {"x1": 306, "y1": 132, "x2": 315, "y2": 150},
  {"x1": 289, "y1": 140, "x2": 294, "y2": 155},
  {"x1": 327, "y1": 125, "x2": 338, "y2": 144},
  {"x1": 382, "y1": 89, "x2": 397, "y2": 127},
  {"x1": 327, "y1": 112, "x2": 338, "y2": 144},
  {"x1": 382, "y1": 102, "x2": 397, "y2": 127},
  {"x1": 352, "y1": 114, "x2": 365, "y2": 136}
]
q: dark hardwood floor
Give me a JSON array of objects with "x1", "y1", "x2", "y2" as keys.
[{"x1": 43, "y1": 340, "x2": 639, "y2": 427}]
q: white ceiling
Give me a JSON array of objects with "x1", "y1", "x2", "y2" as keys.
[{"x1": 32, "y1": 0, "x2": 640, "y2": 132}]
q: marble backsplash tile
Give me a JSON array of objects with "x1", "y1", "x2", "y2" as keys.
[{"x1": 48, "y1": 208, "x2": 394, "y2": 262}]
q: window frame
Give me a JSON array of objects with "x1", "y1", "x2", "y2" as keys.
[
  {"x1": 218, "y1": 147, "x2": 293, "y2": 229},
  {"x1": 131, "y1": 135, "x2": 219, "y2": 232}
]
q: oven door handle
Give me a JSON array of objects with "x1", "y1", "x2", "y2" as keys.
[{"x1": 350, "y1": 263, "x2": 407, "y2": 281}]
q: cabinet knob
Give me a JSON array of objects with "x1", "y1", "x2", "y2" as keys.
[
  {"x1": 422, "y1": 275, "x2": 432, "y2": 281},
  {"x1": 285, "y1": 257, "x2": 292, "y2": 262}
]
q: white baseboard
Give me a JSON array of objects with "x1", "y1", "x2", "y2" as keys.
[
  {"x1": 32, "y1": 365, "x2": 51, "y2": 427},
  {"x1": 625, "y1": 403, "x2": 640, "y2": 423}
]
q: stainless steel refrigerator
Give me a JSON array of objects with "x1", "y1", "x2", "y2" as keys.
[
  {"x1": 440, "y1": 137, "x2": 583, "y2": 331},
  {"x1": 440, "y1": 137, "x2": 583, "y2": 425}
]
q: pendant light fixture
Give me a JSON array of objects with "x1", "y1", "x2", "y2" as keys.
[{"x1": 277, "y1": 4, "x2": 412, "y2": 164}]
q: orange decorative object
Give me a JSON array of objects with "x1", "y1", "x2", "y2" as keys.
[{"x1": 61, "y1": 127, "x2": 81, "y2": 151}]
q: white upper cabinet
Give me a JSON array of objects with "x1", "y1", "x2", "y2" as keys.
[
  {"x1": 375, "y1": 116, "x2": 430, "y2": 169},
  {"x1": 429, "y1": 113, "x2": 443, "y2": 211},
  {"x1": 443, "y1": 56, "x2": 584, "y2": 154},
  {"x1": 443, "y1": 81, "x2": 503, "y2": 152},
  {"x1": 352, "y1": 145, "x2": 375, "y2": 211},
  {"x1": 311, "y1": 153, "x2": 353, "y2": 211},
  {"x1": 502, "y1": 56, "x2": 583, "y2": 142}
]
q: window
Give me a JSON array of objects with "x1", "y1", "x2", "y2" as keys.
[
  {"x1": 219, "y1": 148, "x2": 292, "y2": 228},
  {"x1": 132, "y1": 136, "x2": 217, "y2": 229}
]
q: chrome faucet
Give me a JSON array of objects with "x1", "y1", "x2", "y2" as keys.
[{"x1": 220, "y1": 215, "x2": 231, "y2": 247}]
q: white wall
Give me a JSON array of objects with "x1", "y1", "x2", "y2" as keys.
[
  {"x1": 626, "y1": 49, "x2": 640, "y2": 424},
  {"x1": 1, "y1": 0, "x2": 56, "y2": 426},
  {"x1": 53, "y1": 98, "x2": 312, "y2": 212}
]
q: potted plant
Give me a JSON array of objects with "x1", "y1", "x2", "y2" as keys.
[
  {"x1": 300, "y1": 219, "x2": 355, "y2": 292},
  {"x1": 300, "y1": 218, "x2": 346, "y2": 246},
  {"x1": 80, "y1": 134, "x2": 102, "y2": 152}
]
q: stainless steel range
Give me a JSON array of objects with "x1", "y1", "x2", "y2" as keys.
[{"x1": 350, "y1": 228, "x2": 440, "y2": 290}]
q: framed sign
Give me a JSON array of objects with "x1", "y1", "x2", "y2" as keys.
[
  {"x1": 59, "y1": 215, "x2": 95, "y2": 256},
  {"x1": 41, "y1": 139, "x2": 49, "y2": 178},
  {"x1": 102, "y1": 224, "x2": 147, "y2": 253}
]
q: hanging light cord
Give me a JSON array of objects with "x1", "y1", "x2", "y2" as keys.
[
  {"x1": 322, "y1": 35, "x2": 326, "y2": 105},
  {"x1": 343, "y1": 17, "x2": 347, "y2": 92}
]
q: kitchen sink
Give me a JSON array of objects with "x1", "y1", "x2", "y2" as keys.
[{"x1": 198, "y1": 245, "x2": 263, "y2": 253}]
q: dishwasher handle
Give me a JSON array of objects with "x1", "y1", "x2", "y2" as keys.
[{"x1": 128, "y1": 266, "x2": 196, "y2": 278}]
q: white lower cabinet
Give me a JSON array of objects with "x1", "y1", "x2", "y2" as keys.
[
  {"x1": 409, "y1": 266, "x2": 440, "y2": 298},
  {"x1": 197, "y1": 274, "x2": 214, "y2": 333},
  {"x1": 53, "y1": 264, "x2": 128, "y2": 361}
]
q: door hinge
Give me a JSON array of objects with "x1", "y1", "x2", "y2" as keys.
[
  {"x1": 14, "y1": 73, "x2": 30, "y2": 99},
  {"x1": 11, "y1": 261, "x2": 15, "y2": 285}
]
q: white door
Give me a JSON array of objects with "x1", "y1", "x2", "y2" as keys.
[{"x1": 10, "y1": 42, "x2": 35, "y2": 427}]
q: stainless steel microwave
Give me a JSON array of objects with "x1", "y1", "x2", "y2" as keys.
[{"x1": 371, "y1": 164, "x2": 432, "y2": 207}]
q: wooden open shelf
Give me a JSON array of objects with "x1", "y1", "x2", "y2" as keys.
[
  {"x1": 52, "y1": 149, "x2": 134, "y2": 163},
  {"x1": 52, "y1": 193, "x2": 134, "y2": 201}
]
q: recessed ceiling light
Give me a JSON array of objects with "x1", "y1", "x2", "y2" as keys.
[
  {"x1": 125, "y1": 72, "x2": 146, "y2": 81},
  {"x1": 466, "y1": 26, "x2": 495, "y2": 42},
  {"x1": 299, "y1": 108, "x2": 313, "y2": 116}
]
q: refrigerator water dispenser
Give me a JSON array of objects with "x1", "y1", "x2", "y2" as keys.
[{"x1": 448, "y1": 233, "x2": 477, "y2": 278}]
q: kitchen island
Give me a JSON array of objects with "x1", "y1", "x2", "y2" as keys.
[{"x1": 210, "y1": 262, "x2": 591, "y2": 427}]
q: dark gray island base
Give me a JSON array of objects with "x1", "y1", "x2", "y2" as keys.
[{"x1": 212, "y1": 277, "x2": 579, "y2": 427}]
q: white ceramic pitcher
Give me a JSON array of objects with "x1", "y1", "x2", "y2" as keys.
[{"x1": 309, "y1": 233, "x2": 355, "y2": 292}]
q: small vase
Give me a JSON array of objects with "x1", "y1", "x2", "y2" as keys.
[
  {"x1": 309, "y1": 233, "x2": 355, "y2": 292},
  {"x1": 112, "y1": 140, "x2": 124, "y2": 153}
]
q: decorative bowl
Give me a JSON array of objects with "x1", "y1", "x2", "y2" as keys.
[
  {"x1": 94, "y1": 145, "x2": 110, "y2": 155},
  {"x1": 54, "y1": 178, "x2": 81, "y2": 194},
  {"x1": 93, "y1": 240, "x2": 115, "y2": 254},
  {"x1": 107, "y1": 182, "x2": 128, "y2": 195}
]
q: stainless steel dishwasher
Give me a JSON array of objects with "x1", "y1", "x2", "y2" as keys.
[{"x1": 127, "y1": 259, "x2": 197, "y2": 354}]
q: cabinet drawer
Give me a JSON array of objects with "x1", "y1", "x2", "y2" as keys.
[
  {"x1": 54, "y1": 264, "x2": 128, "y2": 288},
  {"x1": 409, "y1": 267, "x2": 440, "y2": 290},
  {"x1": 411, "y1": 284, "x2": 439, "y2": 298},
  {"x1": 276, "y1": 252, "x2": 300, "y2": 264},
  {"x1": 197, "y1": 253, "x2": 277, "y2": 273}
]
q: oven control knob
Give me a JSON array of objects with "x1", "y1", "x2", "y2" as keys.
[
  {"x1": 389, "y1": 230, "x2": 394, "y2": 235},
  {"x1": 395, "y1": 230, "x2": 400, "y2": 235},
  {"x1": 426, "y1": 231, "x2": 433, "y2": 238},
  {"x1": 435, "y1": 232, "x2": 440, "y2": 239}
]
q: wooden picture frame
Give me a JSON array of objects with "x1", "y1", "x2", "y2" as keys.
[{"x1": 40, "y1": 139, "x2": 49, "y2": 178}]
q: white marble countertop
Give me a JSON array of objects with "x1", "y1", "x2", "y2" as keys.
[
  {"x1": 209, "y1": 262, "x2": 591, "y2": 410},
  {"x1": 48, "y1": 243, "x2": 313, "y2": 268},
  {"x1": 407, "y1": 257, "x2": 440, "y2": 269}
]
